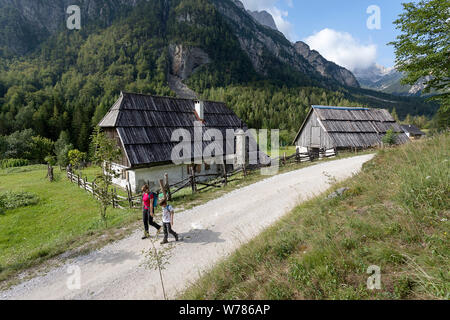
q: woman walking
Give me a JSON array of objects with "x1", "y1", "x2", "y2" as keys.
[{"x1": 141, "y1": 184, "x2": 162, "y2": 239}]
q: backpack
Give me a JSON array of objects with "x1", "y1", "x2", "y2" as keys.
[{"x1": 151, "y1": 192, "x2": 158, "y2": 208}]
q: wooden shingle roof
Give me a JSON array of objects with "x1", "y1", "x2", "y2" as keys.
[
  {"x1": 99, "y1": 92, "x2": 246, "y2": 167},
  {"x1": 294, "y1": 105, "x2": 409, "y2": 148},
  {"x1": 401, "y1": 124, "x2": 426, "y2": 136}
]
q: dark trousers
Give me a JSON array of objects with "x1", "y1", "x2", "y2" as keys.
[
  {"x1": 143, "y1": 208, "x2": 161, "y2": 233},
  {"x1": 163, "y1": 222, "x2": 178, "y2": 241}
]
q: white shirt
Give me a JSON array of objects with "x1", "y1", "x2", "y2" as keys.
[{"x1": 162, "y1": 205, "x2": 173, "y2": 223}]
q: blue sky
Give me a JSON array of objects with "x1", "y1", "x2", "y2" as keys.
[{"x1": 241, "y1": 0, "x2": 410, "y2": 70}]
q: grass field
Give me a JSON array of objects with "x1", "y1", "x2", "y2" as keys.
[
  {"x1": 0, "y1": 166, "x2": 141, "y2": 284},
  {"x1": 0, "y1": 148, "x2": 373, "y2": 287},
  {"x1": 182, "y1": 134, "x2": 449, "y2": 300}
]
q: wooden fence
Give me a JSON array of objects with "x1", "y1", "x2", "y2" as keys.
[{"x1": 66, "y1": 148, "x2": 337, "y2": 210}]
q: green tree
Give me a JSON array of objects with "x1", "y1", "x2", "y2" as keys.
[
  {"x1": 90, "y1": 127, "x2": 122, "y2": 227},
  {"x1": 391, "y1": 107, "x2": 400, "y2": 122},
  {"x1": 4, "y1": 129, "x2": 35, "y2": 159},
  {"x1": 31, "y1": 136, "x2": 54, "y2": 163},
  {"x1": 390, "y1": 0, "x2": 449, "y2": 116},
  {"x1": 382, "y1": 129, "x2": 398, "y2": 146},
  {"x1": 54, "y1": 131, "x2": 72, "y2": 167},
  {"x1": 68, "y1": 149, "x2": 87, "y2": 175}
]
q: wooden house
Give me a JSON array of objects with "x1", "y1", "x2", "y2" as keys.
[
  {"x1": 293, "y1": 105, "x2": 409, "y2": 151},
  {"x1": 401, "y1": 124, "x2": 426, "y2": 140},
  {"x1": 98, "y1": 92, "x2": 253, "y2": 192}
]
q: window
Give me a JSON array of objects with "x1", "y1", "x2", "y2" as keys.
[{"x1": 187, "y1": 164, "x2": 202, "y2": 174}]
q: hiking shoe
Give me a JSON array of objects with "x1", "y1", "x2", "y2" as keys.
[
  {"x1": 160, "y1": 239, "x2": 168, "y2": 245},
  {"x1": 142, "y1": 232, "x2": 150, "y2": 240},
  {"x1": 175, "y1": 234, "x2": 179, "y2": 241}
]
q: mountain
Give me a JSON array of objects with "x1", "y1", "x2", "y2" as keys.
[
  {"x1": 294, "y1": 41, "x2": 359, "y2": 88},
  {"x1": 353, "y1": 64, "x2": 431, "y2": 96},
  {"x1": 247, "y1": 10, "x2": 277, "y2": 30},
  {"x1": 0, "y1": 0, "x2": 439, "y2": 151},
  {"x1": 231, "y1": 0, "x2": 278, "y2": 30},
  {"x1": 0, "y1": 0, "x2": 138, "y2": 57},
  {"x1": 212, "y1": 0, "x2": 360, "y2": 88}
]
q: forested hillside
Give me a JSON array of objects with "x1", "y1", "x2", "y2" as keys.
[{"x1": 0, "y1": 0, "x2": 440, "y2": 159}]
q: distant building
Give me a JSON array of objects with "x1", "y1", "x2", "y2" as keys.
[
  {"x1": 401, "y1": 124, "x2": 426, "y2": 140},
  {"x1": 98, "y1": 92, "x2": 258, "y2": 193},
  {"x1": 293, "y1": 105, "x2": 409, "y2": 151}
]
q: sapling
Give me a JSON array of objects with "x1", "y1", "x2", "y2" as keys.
[{"x1": 90, "y1": 126, "x2": 122, "y2": 227}]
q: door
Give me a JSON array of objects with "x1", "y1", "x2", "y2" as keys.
[{"x1": 311, "y1": 126, "x2": 321, "y2": 147}]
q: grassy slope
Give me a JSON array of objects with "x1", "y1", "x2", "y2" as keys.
[{"x1": 182, "y1": 134, "x2": 449, "y2": 300}]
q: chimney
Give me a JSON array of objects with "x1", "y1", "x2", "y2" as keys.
[{"x1": 194, "y1": 100, "x2": 204, "y2": 120}]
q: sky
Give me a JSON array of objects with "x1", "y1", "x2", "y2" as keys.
[{"x1": 240, "y1": 0, "x2": 410, "y2": 71}]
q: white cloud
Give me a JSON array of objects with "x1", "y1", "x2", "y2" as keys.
[
  {"x1": 304, "y1": 28, "x2": 377, "y2": 71},
  {"x1": 241, "y1": 0, "x2": 297, "y2": 41}
]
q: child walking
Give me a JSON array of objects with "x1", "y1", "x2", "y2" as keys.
[
  {"x1": 159, "y1": 198, "x2": 179, "y2": 244},
  {"x1": 141, "y1": 184, "x2": 162, "y2": 240}
]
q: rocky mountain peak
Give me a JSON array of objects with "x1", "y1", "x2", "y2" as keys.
[
  {"x1": 247, "y1": 10, "x2": 278, "y2": 30},
  {"x1": 294, "y1": 41, "x2": 360, "y2": 88}
]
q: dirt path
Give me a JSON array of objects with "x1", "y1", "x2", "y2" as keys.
[{"x1": 1, "y1": 154, "x2": 374, "y2": 300}]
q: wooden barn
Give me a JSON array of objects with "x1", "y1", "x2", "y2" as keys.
[
  {"x1": 401, "y1": 124, "x2": 426, "y2": 140},
  {"x1": 98, "y1": 92, "x2": 255, "y2": 193},
  {"x1": 293, "y1": 105, "x2": 409, "y2": 151}
]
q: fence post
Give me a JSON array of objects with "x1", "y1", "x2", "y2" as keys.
[
  {"x1": 295, "y1": 148, "x2": 300, "y2": 163},
  {"x1": 164, "y1": 173, "x2": 172, "y2": 201},
  {"x1": 190, "y1": 166, "x2": 197, "y2": 193},
  {"x1": 283, "y1": 152, "x2": 286, "y2": 165},
  {"x1": 113, "y1": 188, "x2": 117, "y2": 208},
  {"x1": 222, "y1": 164, "x2": 228, "y2": 186},
  {"x1": 159, "y1": 179, "x2": 166, "y2": 200}
]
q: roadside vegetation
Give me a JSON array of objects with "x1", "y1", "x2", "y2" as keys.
[{"x1": 182, "y1": 134, "x2": 449, "y2": 300}]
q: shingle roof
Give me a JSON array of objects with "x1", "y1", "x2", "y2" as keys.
[
  {"x1": 99, "y1": 92, "x2": 246, "y2": 167},
  {"x1": 401, "y1": 124, "x2": 426, "y2": 136},
  {"x1": 294, "y1": 105, "x2": 410, "y2": 147}
]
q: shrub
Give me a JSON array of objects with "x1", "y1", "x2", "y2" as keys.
[
  {"x1": 382, "y1": 129, "x2": 398, "y2": 146},
  {"x1": 0, "y1": 158, "x2": 30, "y2": 169},
  {"x1": 0, "y1": 191, "x2": 39, "y2": 210}
]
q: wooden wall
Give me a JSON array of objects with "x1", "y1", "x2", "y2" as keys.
[
  {"x1": 104, "y1": 128, "x2": 131, "y2": 168},
  {"x1": 295, "y1": 112, "x2": 334, "y2": 149}
]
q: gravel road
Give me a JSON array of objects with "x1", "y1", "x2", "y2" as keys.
[{"x1": 1, "y1": 154, "x2": 374, "y2": 300}]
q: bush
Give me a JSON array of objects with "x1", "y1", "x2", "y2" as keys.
[
  {"x1": 0, "y1": 158, "x2": 30, "y2": 169},
  {"x1": 0, "y1": 191, "x2": 39, "y2": 210},
  {"x1": 382, "y1": 129, "x2": 398, "y2": 146}
]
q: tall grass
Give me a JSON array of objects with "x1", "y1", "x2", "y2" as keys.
[{"x1": 182, "y1": 134, "x2": 449, "y2": 300}]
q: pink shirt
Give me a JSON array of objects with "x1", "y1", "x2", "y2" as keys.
[{"x1": 143, "y1": 193, "x2": 154, "y2": 209}]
